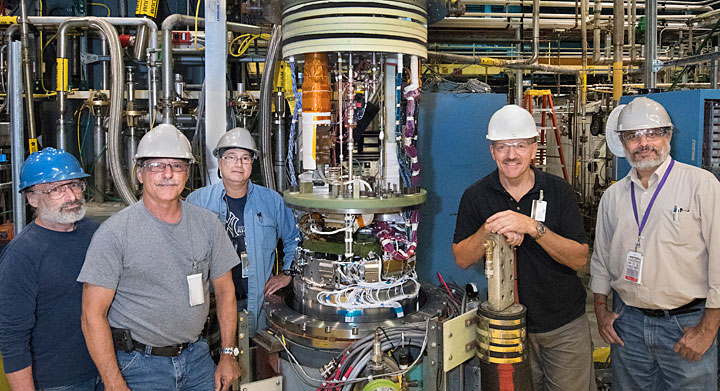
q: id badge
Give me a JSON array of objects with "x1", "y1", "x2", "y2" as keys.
[
  {"x1": 531, "y1": 200, "x2": 547, "y2": 222},
  {"x1": 241, "y1": 252, "x2": 249, "y2": 278},
  {"x1": 623, "y1": 251, "x2": 643, "y2": 284},
  {"x1": 187, "y1": 273, "x2": 205, "y2": 306}
]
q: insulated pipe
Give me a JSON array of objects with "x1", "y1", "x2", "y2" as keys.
[
  {"x1": 9, "y1": 41, "x2": 26, "y2": 235},
  {"x1": 161, "y1": 14, "x2": 263, "y2": 124},
  {"x1": 645, "y1": 0, "x2": 658, "y2": 88},
  {"x1": 613, "y1": 0, "x2": 624, "y2": 105},
  {"x1": 19, "y1": 16, "x2": 159, "y2": 125},
  {"x1": 259, "y1": 24, "x2": 282, "y2": 190},
  {"x1": 464, "y1": 0, "x2": 711, "y2": 11},
  {"x1": 57, "y1": 18, "x2": 130, "y2": 204},
  {"x1": 426, "y1": 51, "x2": 580, "y2": 74},
  {"x1": 508, "y1": 0, "x2": 539, "y2": 65},
  {"x1": 19, "y1": 0, "x2": 37, "y2": 149}
]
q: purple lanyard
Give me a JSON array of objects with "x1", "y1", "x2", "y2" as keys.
[{"x1": 630, "y1": 159, "x2": 675, "y2": 239}]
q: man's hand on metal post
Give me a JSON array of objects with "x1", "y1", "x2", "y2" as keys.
[
  {"x1": 215, "y1": 355, "x2": 240, "y2": 391},
  {"x1": 595, "y1": 304, "x2": 624, "y2": 346},
  {"x1": 486, "y1": 210, "x2": 537, "y2": 238}
]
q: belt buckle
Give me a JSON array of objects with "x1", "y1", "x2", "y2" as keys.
[{"x1": 176, "y1": 345, "x2": 184, "y2": 355}]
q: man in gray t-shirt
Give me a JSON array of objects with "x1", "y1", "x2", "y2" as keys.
[{"x1": 79, "y1": 124, "x2": 241, "y2": 391}]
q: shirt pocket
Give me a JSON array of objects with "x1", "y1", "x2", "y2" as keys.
[
  {"x1": 257, "y1": 214, "x2": 278, "y2": 252},
  {"x1": 658, "y1": 206, "x2": 697, "y2": 246}
]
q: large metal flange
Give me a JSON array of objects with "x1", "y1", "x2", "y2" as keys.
[
  {"x1": 283, "y1": 188, "x2": 426, "y2": 214},
  {"x1": 265, "y1": 283, "x2": 448, "y2": 349}
]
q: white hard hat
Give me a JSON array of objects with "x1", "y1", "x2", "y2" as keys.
[
  {"x1": 605, "y1": 104, "x2": 626, "y2": 158},
  {"x1": 213, "y1": 127, "x2": 259, "y2": 158},
  {"x1": 134, "y1": 123, "x2": 195, "y2": 162},
  {"x1": 487, "y1": 104, "x2": 539, "y2": 141},
  {"x1": 617, "y1": 97, "x2": 673, "y2": 131}
]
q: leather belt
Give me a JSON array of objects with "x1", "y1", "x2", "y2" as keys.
[
  {"x1": 132, "y1": 339, "x2": 191, "y2": 357},
  {"x1": 638, "y1": 298, "x2": 705, "y2": 318}
]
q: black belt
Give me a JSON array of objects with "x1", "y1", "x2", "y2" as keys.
[
  {"x1": 132, "y1": 339, "x2": 191, "y2": 357},
  {"x1": 638, "y1": 298, "x2": 706, "y2": 318}
]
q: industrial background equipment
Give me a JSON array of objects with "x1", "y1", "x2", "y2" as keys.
[{"x1": 2, "y1": 0, "x2": 720, "y2": 389}]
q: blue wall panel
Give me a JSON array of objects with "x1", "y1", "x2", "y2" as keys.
[
  {"x1": 416, "y1": 92, "x2": 507, "y2": 295},
  {"x1": 616, "y1": 90, "x2": 720, "y2": 179}
]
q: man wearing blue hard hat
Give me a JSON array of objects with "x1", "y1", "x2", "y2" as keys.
[{"x1": 0, "y1": 147, "x2": 102, "y2": 390}]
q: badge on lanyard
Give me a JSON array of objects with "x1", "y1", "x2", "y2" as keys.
[
  {"x1": 624, "y1": 250, "x2": 644, "y2": 283},
  {"x1": 187, "y1": 261, "x2": 205, "y2": 306},
  {"x1": 624, "y1": 159, "x2": 675, "y2": 285},
  {"x1": 531, "y1": 190, "x2": 547, "y2": 222},
  {"x1": 241, "y1": 252, "x2": 249, "y2": 278}
]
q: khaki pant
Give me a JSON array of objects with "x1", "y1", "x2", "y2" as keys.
[{"x1": 527, "y1": 314, "x2": 597, "y2": 391}]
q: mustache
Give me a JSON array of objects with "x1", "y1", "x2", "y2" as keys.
[
  {"x1": 631, "y1": 145, "x2": 658, "y2": 155},
  {"x1": 60, "y1": 199, "x2": 84, "y2": 210},
  {"x1": 154, "y1": 181, "x2": 180, "y2": 186}
]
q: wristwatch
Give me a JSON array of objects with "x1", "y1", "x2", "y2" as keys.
[
  {"x1": 281, "y1": 269, "x2": 294, "y2": 276},
  {"x1": 533, "y1": 222, "x2": 547, "y2": 241},
  {"x1": 220, "y1": 347, "x2": 240, "y2": 357}
]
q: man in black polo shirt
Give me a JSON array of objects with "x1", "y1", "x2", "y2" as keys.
[{"x1": 452, "y1": 104, "x2": 595, "y2": 391}]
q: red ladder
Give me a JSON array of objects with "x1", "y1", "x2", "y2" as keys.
[{"x1": 522, "y1": 89, "x2": 569, "y2": 181}]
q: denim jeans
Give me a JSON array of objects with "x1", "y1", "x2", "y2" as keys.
[
  {"x1": 37, "y1": 376, "x2": 103, "y2": 391},
  {"x1": 611, "y1": 296, "x2": 717, "y2": 391},
  {"x1": 116, "y1": 339, "x2": 216, "y2": 391}
]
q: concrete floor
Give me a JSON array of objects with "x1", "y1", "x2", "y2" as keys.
[{"x1": 578, "y1": 259, "x2": 610, "y2": 352}]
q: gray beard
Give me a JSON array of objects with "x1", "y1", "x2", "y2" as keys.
[
  {"x1": 37, "y1": 203, "x2": 87, "y2": 224},
  {"x1": 627, "y1": 146, "x2": 670, "y2": 172}
]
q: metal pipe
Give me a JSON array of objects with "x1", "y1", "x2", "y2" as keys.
[
  {"x1": 432, "y1": 17, "x2": 688, "y2": 30},
  {"x1": 630, "y1": 0, "x2": 637, "y2": 63},
  {"x1": 644, "y1": 0, "x2": 657, "y2": 88},
  {"x1": 9, "y1": 41, "x2": 25, "y2": 235},
  {"x1": 259, "y1": 24, "x2": 282, "y2": 190},
  {"x1": 592, "y1": 0, "x2": 602, "y2": 63},
  {"x1": 161, "y1": 14, "x2": 263, "y2": 124},
  {"x1": 19, "y1": 0, "x2": 37, "y2": 148},
  {"x1": 58, "y1": 18, "x2": 131, "y2": 204},
  {"x1": 514, "y1": 27, "x2": 523, "y2": 104},
  {"x1": 94, "y1": 117, "x2": 106, "y2": 202},
  {"x1": 613, "y1": 0, "x2": 624, "y2": 105},
  {"x1": 426, "y1": 51, "x2": 580, "y2": 74},
  {"x1": 274, "y1": 90, "x2": 286, "y2": 190},
  {"x1": 581, "y1": 0, "x2": 588, "y2": 103},
  {"x1": 21, "y1": 16, "x2": 159, "y2": 130},
  {"x1": 464, "y1": 0, "x2": 711, "y2": 10}
]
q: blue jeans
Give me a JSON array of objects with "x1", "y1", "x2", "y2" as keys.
[
  {"x1": 611, "y1": 296, "x2": 717, "y2": 391},
  {"x1": 37, "y1": 376, "x2": 103, "y2": 391},
  {"x1": 116, "y1": 339, "x2": 216, "y2": 390}
]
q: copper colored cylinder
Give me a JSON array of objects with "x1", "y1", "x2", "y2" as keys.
[{"x1": 302, "y1": 52, "x2": 331, "y2": 113}]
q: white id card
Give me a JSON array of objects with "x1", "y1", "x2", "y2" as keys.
[
  {"x1": 531, "y1": 200, "x2": 547, "y2": 222},
  {"x1": 623, "y1": 251, "x2": 643, "y2": 284},
  {"x1": 241, "y1": 252, "x2": 249, "y2": 278},
  {"x1": 187, "y1": 273, "x2": 205, "y2": 306}
]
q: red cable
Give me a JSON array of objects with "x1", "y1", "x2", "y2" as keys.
[{"x1": 437, "y1": 272, "x2": 460, "y2": 304}]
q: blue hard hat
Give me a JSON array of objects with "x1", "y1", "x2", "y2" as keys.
[{"x1": 19, "y1": 147, "x2": 89, "y2": 192}]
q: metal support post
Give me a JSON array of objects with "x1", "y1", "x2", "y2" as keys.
[{"x1": 9, "y1": 41, "x2": 26, "y2": 235}]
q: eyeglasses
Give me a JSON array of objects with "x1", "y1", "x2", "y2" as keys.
[
  {"x1": 141, "y1": 161, "x2": 191, "y2": 172},
  {"x1": 31, "y1": 181, "x2": 86, "y2": 200},
  {"x1": 220, "y1": 155, "x2": 254, "y2": 165},
  {"x1": 492, "y1": 140, "x2": 535, "y2": 153},
  {"x1": 619, "y1": 128, "x2": 671, "y2": 142}
]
